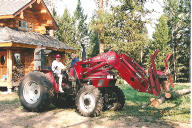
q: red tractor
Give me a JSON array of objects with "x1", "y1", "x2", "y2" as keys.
[{"x1": 19, "y1": 49, "x2": 173, "y2": 117}]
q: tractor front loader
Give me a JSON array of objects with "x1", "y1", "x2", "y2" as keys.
[{"x1": 19, "y1": 49, "x2": 174, "y2": 117}]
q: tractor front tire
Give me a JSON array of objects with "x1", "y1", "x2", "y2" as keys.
[
  {"x1": 76, "y1": 85, "x2": 103, "y2": 117},
  {"x1": 19, "y1": 72, "x2": 54, "y2": 112}
]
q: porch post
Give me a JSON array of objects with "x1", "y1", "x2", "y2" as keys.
[{"x1": 7, "y1": 49, "x2": 12, "y2": 92}]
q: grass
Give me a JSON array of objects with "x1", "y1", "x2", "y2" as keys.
[
  {"x1": 102, "y1": 83, "x2": 190, "y2": 123},
  {"x1": 159, "y1": 83, "x2": 190, "y2": 122}
]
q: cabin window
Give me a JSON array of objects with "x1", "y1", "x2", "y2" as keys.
[
  {"x1": 18, "y1": 20, "x2": 33, "y2": 32},
  {"x1": 18, "y1": 21, "x2": 22, "y2": 30},
  {"x1": 14, "y1": 53, "x2": 21, "y2": 65},
  {"x1": 23, "y1": 21, "x2": 27, "y2": 31},
  {"x1": 0, "y1": 55, "x2": 5, "y2": 65}
]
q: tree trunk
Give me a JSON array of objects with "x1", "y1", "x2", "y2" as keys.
[
  {"x1": 81, "y1": 44, "x2": 86, "y2": 60},
  {"x1": 173, "y1": 46, "x2": 177, "y2": 82},
  {"x1": 140, "y1": 48, "x2": 143, "y2": 63},
  {"x1": 99, "y1": 39, "x2": 104, "y2": 54},
  {"x1": 99, "y1": 0, "x2": 104, "y2": 54}
]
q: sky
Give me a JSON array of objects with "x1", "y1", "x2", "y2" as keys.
[
  {"x1": 144, "y1": 0, "x2": 164, "y2": 38},
  {"x1": 54, "y1": 0, "x2": 164, "y2": 39},
  {"x1": 55, "y1": 0, "x2": 96, "y2": 18}
]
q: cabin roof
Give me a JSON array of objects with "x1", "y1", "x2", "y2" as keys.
[
  {"x1": 0, "y1": 0, "x2": 31, "y2": 16},
  {"x1": 0, "y1": 0, "x2": 58, "y2": 30},
  {"x1": 0, "y1": 27, "x2": 75, "y2": 51}
]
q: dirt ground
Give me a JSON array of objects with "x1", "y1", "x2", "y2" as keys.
[{"x1": 0, "y1": 92, "x2": 190, "y2": 128}]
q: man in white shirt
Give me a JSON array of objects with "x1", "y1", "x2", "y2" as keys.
[{"x1": 52, "y1": 54, "x2": 67, "y2": 92}]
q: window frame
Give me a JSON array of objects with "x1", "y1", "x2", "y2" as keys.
[{"x1": 18, "y1": 20, "x2": 33, "y2": 32}]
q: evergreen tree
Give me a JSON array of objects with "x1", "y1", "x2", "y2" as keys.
[
  {"x1": 55, "y1": 9, "x2": 78, "y2": 49},
  {"x1": 89, "y1": 30, "x2": 99, "y2": 57},
  {"x1": 74, "y1": 0, "x2": 90, "y2": 60},
  {"x1": 164, "y1": 0, "x2": 190, "y2": 82},
  {"x1": 147, "y1": 14, "x2": 171, "y2": 69},
  {"x1": 102, "y1": 0, "x2": 149, "y2": 63},
  {"x1": 55, "y1": 9, "x2": 81, "y2": 65}
]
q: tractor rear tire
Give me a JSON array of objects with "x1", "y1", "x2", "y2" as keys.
[
  {"x1": 103, "y1": 86, "x2": 125, "y2": 111},
  {"x1": 19, "y1": 72, "x2": 54, "y2": 112},
  {"x1": 76, "y1": 85, "x2": 103, "y2": 117}
]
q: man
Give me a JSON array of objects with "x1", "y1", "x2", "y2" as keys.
[
  {"x1": 69, "y1": 53, "x2": 79, "y2": 79},
  {"x1": 52, "y1": 54, "x2": 67, "y2": 92},
  {"x1": 70, "y1": 53, "x2": 79, "y2": 67}
]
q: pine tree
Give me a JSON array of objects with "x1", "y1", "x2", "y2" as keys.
[
  {"x1": 74, "y1": 0, "x2": 90, "y2": 60},
  {"x1": 89, "y1": 30, "x2": 99, "y2": 57},
  {"x1": 164, "y1": 0, "x2": 190, "y2": 82},
  {"x1": 102, "y1": 0, "x2": 149, "y2": 63},
  {"x1": 55, "y1": 9, "x2": 78, "y2": 48},
  {"x1": 55, "y1": 9, "x2": 81, "y2": 65},
  {"x1": 148, "y1": 14, "x2": 171, "y2": 69}
]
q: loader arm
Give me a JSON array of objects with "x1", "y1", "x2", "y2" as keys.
[
  {"x1": 111, "y1": 50, "x2": 161, "y2": 96},
  {"x1": 74, "y1": 50, "x2": 161, "y2": 96},
  {"x1": 148, "y1": 50, "x2": 161, "y2": 96}
]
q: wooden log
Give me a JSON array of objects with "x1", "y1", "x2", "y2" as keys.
[
  {"x1": 141, "y1": 98, "x2": 157, "y2": 108},
  {"x1": 7, "y1": 49, "x2": 13, "y2": 89},
  {"x1": 150, "y1": 97, "x2": 155, "y2": 102},
  {"x1": 165, "y1": 92, "x2": 172, "y2": 99},
  {"x1": 157, "y1": 96, "x2": 165, "y2": 104},
  {"x1": 142, "y1": 88, "x2": 190, "y2": 108},
  {"x1": 29, "y1": 4, "x2": 32, "y2": 8},
  {"x1": 20, "y1": 11, "x2": 24, "y2": 19},
  {"x1": 12, "y1": 64, "x2": 24, "y2": 82},
  {"x1": 175, "y1": 89, "x2": 190, "y2": 95},
  {"x1": 150, "y1": 99, "x2": 160, "y2": 107},
  {"x1": 40, "y1": 9, "x2": 47, "y2": 14},
  {"x1": 148, "y1": 96, "x2": 165, "y2": 107},
  {"x1": 150, "y1": 88, "x2": 190, "y2": 107},
  {"x1": 37, "y1": 0, "x2": 41, "y2": 4}
]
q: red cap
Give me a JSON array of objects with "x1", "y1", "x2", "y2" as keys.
[{"x1": 56, "y1": 54, "x2": 61, "y2": 58}]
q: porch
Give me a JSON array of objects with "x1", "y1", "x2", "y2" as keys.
[{"x1": 0, "y1": 27, "x2": 75, "y2": 91}]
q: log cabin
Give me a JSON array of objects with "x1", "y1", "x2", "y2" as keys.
[{"x1": 0, "y1": 0, "x2": 75, "y2": 92}]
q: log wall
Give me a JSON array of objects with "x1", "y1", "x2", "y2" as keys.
[
  {"x1": 0, "y1": 48, "x2": 67, "y2": 87},
  {"x1": 23, "y1": 49, "x2": 34, "y2": 74},
  {"x1": 0, "y1": 19, "x2": 16, "y2": 28}
]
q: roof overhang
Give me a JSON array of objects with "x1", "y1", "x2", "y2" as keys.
[
  {"x1": 0, "y1": 42, "x2": 75, "y2": 53},
  {"x1": 0, "y1": 15, "x2": 14, "y2": 19}
]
